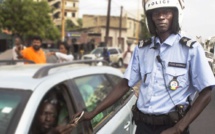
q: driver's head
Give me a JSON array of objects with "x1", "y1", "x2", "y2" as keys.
[{"x1": 36, "y1": 99, "x2": 59, "y2": 133}]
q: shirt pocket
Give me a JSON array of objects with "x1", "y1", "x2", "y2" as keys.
[
  {"x1": 165, "y1": 68, "x2": 189, "y2": 89},
  {"x1": 141, "y1": 68, "x2": 152, "y2": 87}
]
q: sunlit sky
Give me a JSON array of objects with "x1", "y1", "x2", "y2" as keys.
[{"x1": 79, "y1": 0, "x2": 215, "y2": 41}]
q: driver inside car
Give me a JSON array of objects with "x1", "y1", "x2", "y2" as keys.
[{"x1": 30, "y1": 95, "x2": 76, "y2": 134}]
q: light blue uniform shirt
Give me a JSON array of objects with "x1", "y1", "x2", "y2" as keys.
[{"x1": 124, "y1": 34, "x2": 215, "y2": 115}]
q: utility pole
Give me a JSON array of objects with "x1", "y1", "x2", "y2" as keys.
[
  {"x1": 118, "y1": 6, "x2": 123, "y2": 47},
  {"x1": 136, "y1": 0, "x2": 140, "y2": 42},
  {"x1": 61, "y1": 0, "x2": 65, "y2": 41},
  {"x1": 105, "y1": 0, "x2": 111, "y2": 46}
]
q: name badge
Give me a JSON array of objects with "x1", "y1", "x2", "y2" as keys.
[
  {"x1": 168, "y1": 62, "x2": 186, "y2": 68},
  {"x1": 169, "y1": 77, "x2": 179, "y2": 91}
]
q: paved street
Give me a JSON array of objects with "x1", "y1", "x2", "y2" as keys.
[{"x1": 190, "y1": 89, "x2": 215, "y2": 134}]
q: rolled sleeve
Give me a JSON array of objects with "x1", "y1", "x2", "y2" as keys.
[
  {"x1": 124, "y1": 46, "x2": 141, "y2": 87},
  {"x1": 190, "y1": 44, "x2": 215, "y2": 92}
]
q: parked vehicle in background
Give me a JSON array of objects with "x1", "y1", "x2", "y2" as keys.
[
  {"x1": 205, "y1": 51, "x2": 215, "y2": 74},
  {"x1": 0, "y1": 61, "x2": 136, "y2": 134},
  {"x1": 82, "y1": 47, "x2": 124, "y2": 67}
]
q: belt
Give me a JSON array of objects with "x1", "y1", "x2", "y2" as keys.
[
  {"x1": 132, "y1": 105, "x2": 185, "y2": 126},
  {"x1": 139, "y1": 111, "x2": 179, "y2": 125}
]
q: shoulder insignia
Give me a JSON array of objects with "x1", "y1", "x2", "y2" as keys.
[
  {"x1": 179, "y1": 37, "x2": 196, "y2": 48},
  {"x1": 138, "y1": 38, "x2": 152, "y2": 48}
]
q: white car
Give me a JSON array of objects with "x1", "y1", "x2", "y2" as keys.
[
  {"x1": 0, "y1": 61, "x2": 136, "y2": 134},
  {"x1": 82, "y1": 47, "x2": 124, "y2": 67}
]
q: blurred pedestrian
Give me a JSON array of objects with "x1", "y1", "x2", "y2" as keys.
[
  {"x1": 12, "y1": 36, "x2": 25, "y2": 60},
  {"x1": 16, "y1": 36, "x2": 46, "y2": 64},
  {"x1": 102, "y1": 47, "x2": 110, "y2": 64},
  {"x1": 47, "y1": 41, "x2": 74, "y2": 63},
  {"x1": 123, "y1": 46, "x2": 132, "y2": 68}
]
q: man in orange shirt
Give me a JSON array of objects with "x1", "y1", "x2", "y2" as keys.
[{"x1": 17, "y1": 36, "x2": 46, "y2": 64}]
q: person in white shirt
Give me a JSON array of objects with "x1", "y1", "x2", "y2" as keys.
[
  {"x1": 123, "y1": 46, "x2": 132, "y2": 68},
  {"x1": 48, "y1": 41, "x2": 74, "y2": 63},
  {"x1": 12, "y1": 36, "x2": 26, "y2": 60}
]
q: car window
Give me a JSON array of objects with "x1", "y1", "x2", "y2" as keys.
[
  {"x1": 0, "y1": 92, "x2": 21, "y2": 134},
  {"x1": 29, "y1": 84, "x2": 84, "y2": 134},
  {"x1": 109, "y1": 48, "x2": 118, "y2": 54},
  {"x1": 74, "y1": 75, "x2": 114, "y2": 128},
  {"x1": 108, "y1": 74, "x2": 122, "y2": 85},
  {"x1": 0, "y1": 89, "x2": 31, "y2": 134},
  {"x1": 107, "y1": 74, "x2": 133, "y2": 106},
  {"x1": 118, "y1": 49, "x2": 122, "y2": 53},
  {"x1": 91, "y1": 48, "x2": 103, "y2": 55}
]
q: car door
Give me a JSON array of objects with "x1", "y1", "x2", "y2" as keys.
[
  {"x1": 28, "y1": 83, "x2": 89, "y2": 134},
  {"x1": 72, "y1": 74, "x2": 136, "y2": 134},
  {"x1": 106, "y1": 74, "x2": 137, "y2": 134},
  {"x1": 95, "y1": 97, "x2": 132, "y2": 134},
  {"x1": 58, "y1": 83, "x2": 92, "y2": 134}
]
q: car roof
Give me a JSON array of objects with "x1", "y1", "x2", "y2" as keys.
[{"x1": 0, "y1": 63, "x2": 123, "y2": 91}]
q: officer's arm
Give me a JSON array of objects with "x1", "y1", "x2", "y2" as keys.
[
  {"x1": 175, "y1": 87, "x2": 212, "y2": 132},
  {"x1": 81, "y1": 78, "x2": 130, "y2": 121}
]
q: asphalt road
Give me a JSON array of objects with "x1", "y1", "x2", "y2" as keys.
[{"x1": 190, "y1": 89, "x2": 215, "y2": 134}]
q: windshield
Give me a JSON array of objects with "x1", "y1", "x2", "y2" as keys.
[
  {"x1": 90, "y1": 48, "x2": 103, "y2": 55},
  {"x1": 0, "y1": 89, "x2": 31, "y2": 134}
]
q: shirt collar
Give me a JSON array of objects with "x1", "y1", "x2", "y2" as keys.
[
  {"x1": 149, "y1": 37, "x2": 159, "y2": 49},
  {"x1": 150, "y1": 34, "x2": 178, "y2": 48}
]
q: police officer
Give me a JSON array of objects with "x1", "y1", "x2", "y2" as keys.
[{"x1": 74, "y1": 0, "x2": 215, "y2": 133}]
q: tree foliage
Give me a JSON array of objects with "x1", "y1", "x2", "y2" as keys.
[
  {"x1": 0, "y1": 0, "x2": 60, "y2": 40},
  {"x1": 65, "y1": 18, "x2": 82, "y2": 31}
]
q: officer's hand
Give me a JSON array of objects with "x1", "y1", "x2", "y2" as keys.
[
  {"x1": 72, "y1": 111, "x2": 94, "y2": 123},
  {"x1": 160, "y1": 126, "x2": 182, "y2": 134}
]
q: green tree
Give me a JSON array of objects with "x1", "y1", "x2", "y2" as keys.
[
  {"x1": 65, "y1": 18, "x2": 82, "y2": 31},
  {"x1": 139, "y1": 14, "x2": 151, "y2": 40},
  {"x1": 65, "y1": 19, "x2": 75, "y2": 31},
  {"x1": 77, "y1": 18, "x2": 83, "y2": 27},
  {"x1": 0, "y1": 0, "x2": 60, "y2": 40}
]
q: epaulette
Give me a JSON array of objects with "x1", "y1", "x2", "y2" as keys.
[
  {"x1": 179, "y1": 37, "x2": 196, "y2": 48},
  {"x1": 138, "y1": 38, "x2": 152, "y2": 48}
]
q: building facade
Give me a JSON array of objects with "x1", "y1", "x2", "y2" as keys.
[
  {"x1": 47, "y1": 0, "x2": 79, "y2": 26},
  {"x1": 79, "y1": 15, "x2": 141, "y2": 51}
]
